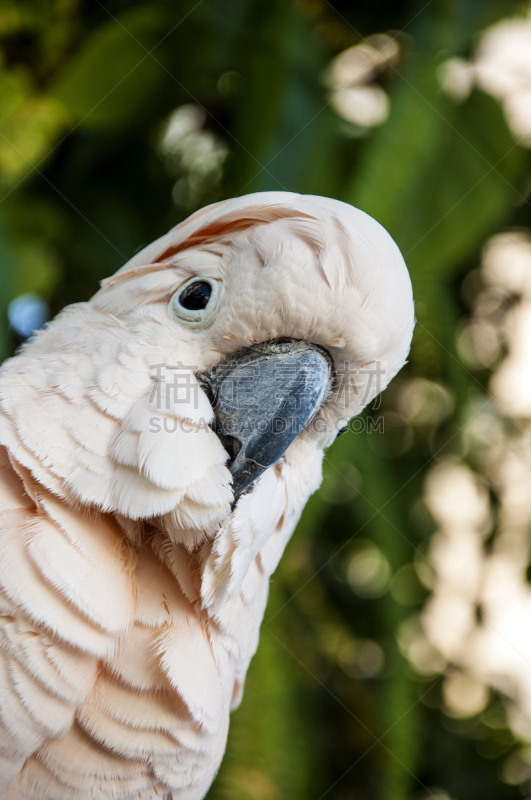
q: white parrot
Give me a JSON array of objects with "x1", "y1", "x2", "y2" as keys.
[{"x1": 0, "y1": 192, "x2": 414, "y2": 798}]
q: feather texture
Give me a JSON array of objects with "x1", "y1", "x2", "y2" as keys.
[{"x1": 0, "y1": 192, "x2": 414, "y2": 798}]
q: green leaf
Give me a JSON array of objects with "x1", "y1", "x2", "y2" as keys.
[
  {"x1": 0, "y1": 215, "x2": 13, "y2": 361},
  {"x1": 11, "y1": 239, "x2": 61, "y2": 296},
  {"x1": 345, "y1": 51, "x2": 526, "y2": 376},
  {"x1": 224, "y1": 0, "x2": 339, "y2": 197},
  {"x1": 49, "y1": 5, "x2": 169, "y2": 129},
  {"x1": 0, "y1": 93, "x2": 67, "y2": 187},
  {"x1": 348, "y1": 82, "x2": 525, "y2": 284}
]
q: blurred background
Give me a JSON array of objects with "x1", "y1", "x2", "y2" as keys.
[{"x1": 3, "y1": 0, "x2": 531, "y2": 798}]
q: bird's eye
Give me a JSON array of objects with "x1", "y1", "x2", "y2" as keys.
[
  {"x1": 169, "y1": 276, "x2": 222, "y2": 329},
  {"x1": 179, "y1": 281, "x2": 212, "y2": 310}
]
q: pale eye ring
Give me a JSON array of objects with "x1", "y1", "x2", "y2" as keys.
[{"x1": 169, "y1": 277, "x2": 222, "y2": 329}]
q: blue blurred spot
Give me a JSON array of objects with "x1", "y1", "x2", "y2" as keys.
[{"x1": 8, "y1": 293, "x2": 49, "y2": 339}]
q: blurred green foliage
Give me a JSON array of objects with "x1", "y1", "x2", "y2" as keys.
[{"x1": 1, "y1": 0, "x2": 530, "y2": 798}]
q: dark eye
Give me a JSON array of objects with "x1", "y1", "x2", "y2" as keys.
[
  {"x1": 336, "y1": 424, "x2": 348, "y2": 438},
  {"x1": 179, "y1": 281, "x2": 212, "y2": 310},
  {"x1": 169, "y1": 276, "x2": 221, "y2": 328}
]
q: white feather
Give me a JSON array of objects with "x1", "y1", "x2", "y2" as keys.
[{"x1": 0, "y1": 191, "x2": 414, "y2": 798}]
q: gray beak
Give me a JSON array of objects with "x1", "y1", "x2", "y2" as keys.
[{"x1": 198, "y1": 339, "x2": 333, "y2": 501}]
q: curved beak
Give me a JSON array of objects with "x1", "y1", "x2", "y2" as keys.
[{"x1": 199, "y1": 339, "x2": 333, "y2": 501}]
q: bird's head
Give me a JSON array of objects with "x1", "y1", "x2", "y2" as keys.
[
  {"x1": 92, "y1": 192, "x2": 413, "y2": 500},
  {"x1": 0, "y1": 192, "x2": 413, "y2": 549}
]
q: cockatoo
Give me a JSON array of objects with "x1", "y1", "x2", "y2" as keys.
[{"x1": 0, "y1": 192, "x2": 413, "y2": 799}]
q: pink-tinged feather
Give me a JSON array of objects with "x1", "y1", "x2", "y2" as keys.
[{"x1": 0, "y1": 192, "x2": 414, "y2": 798}]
